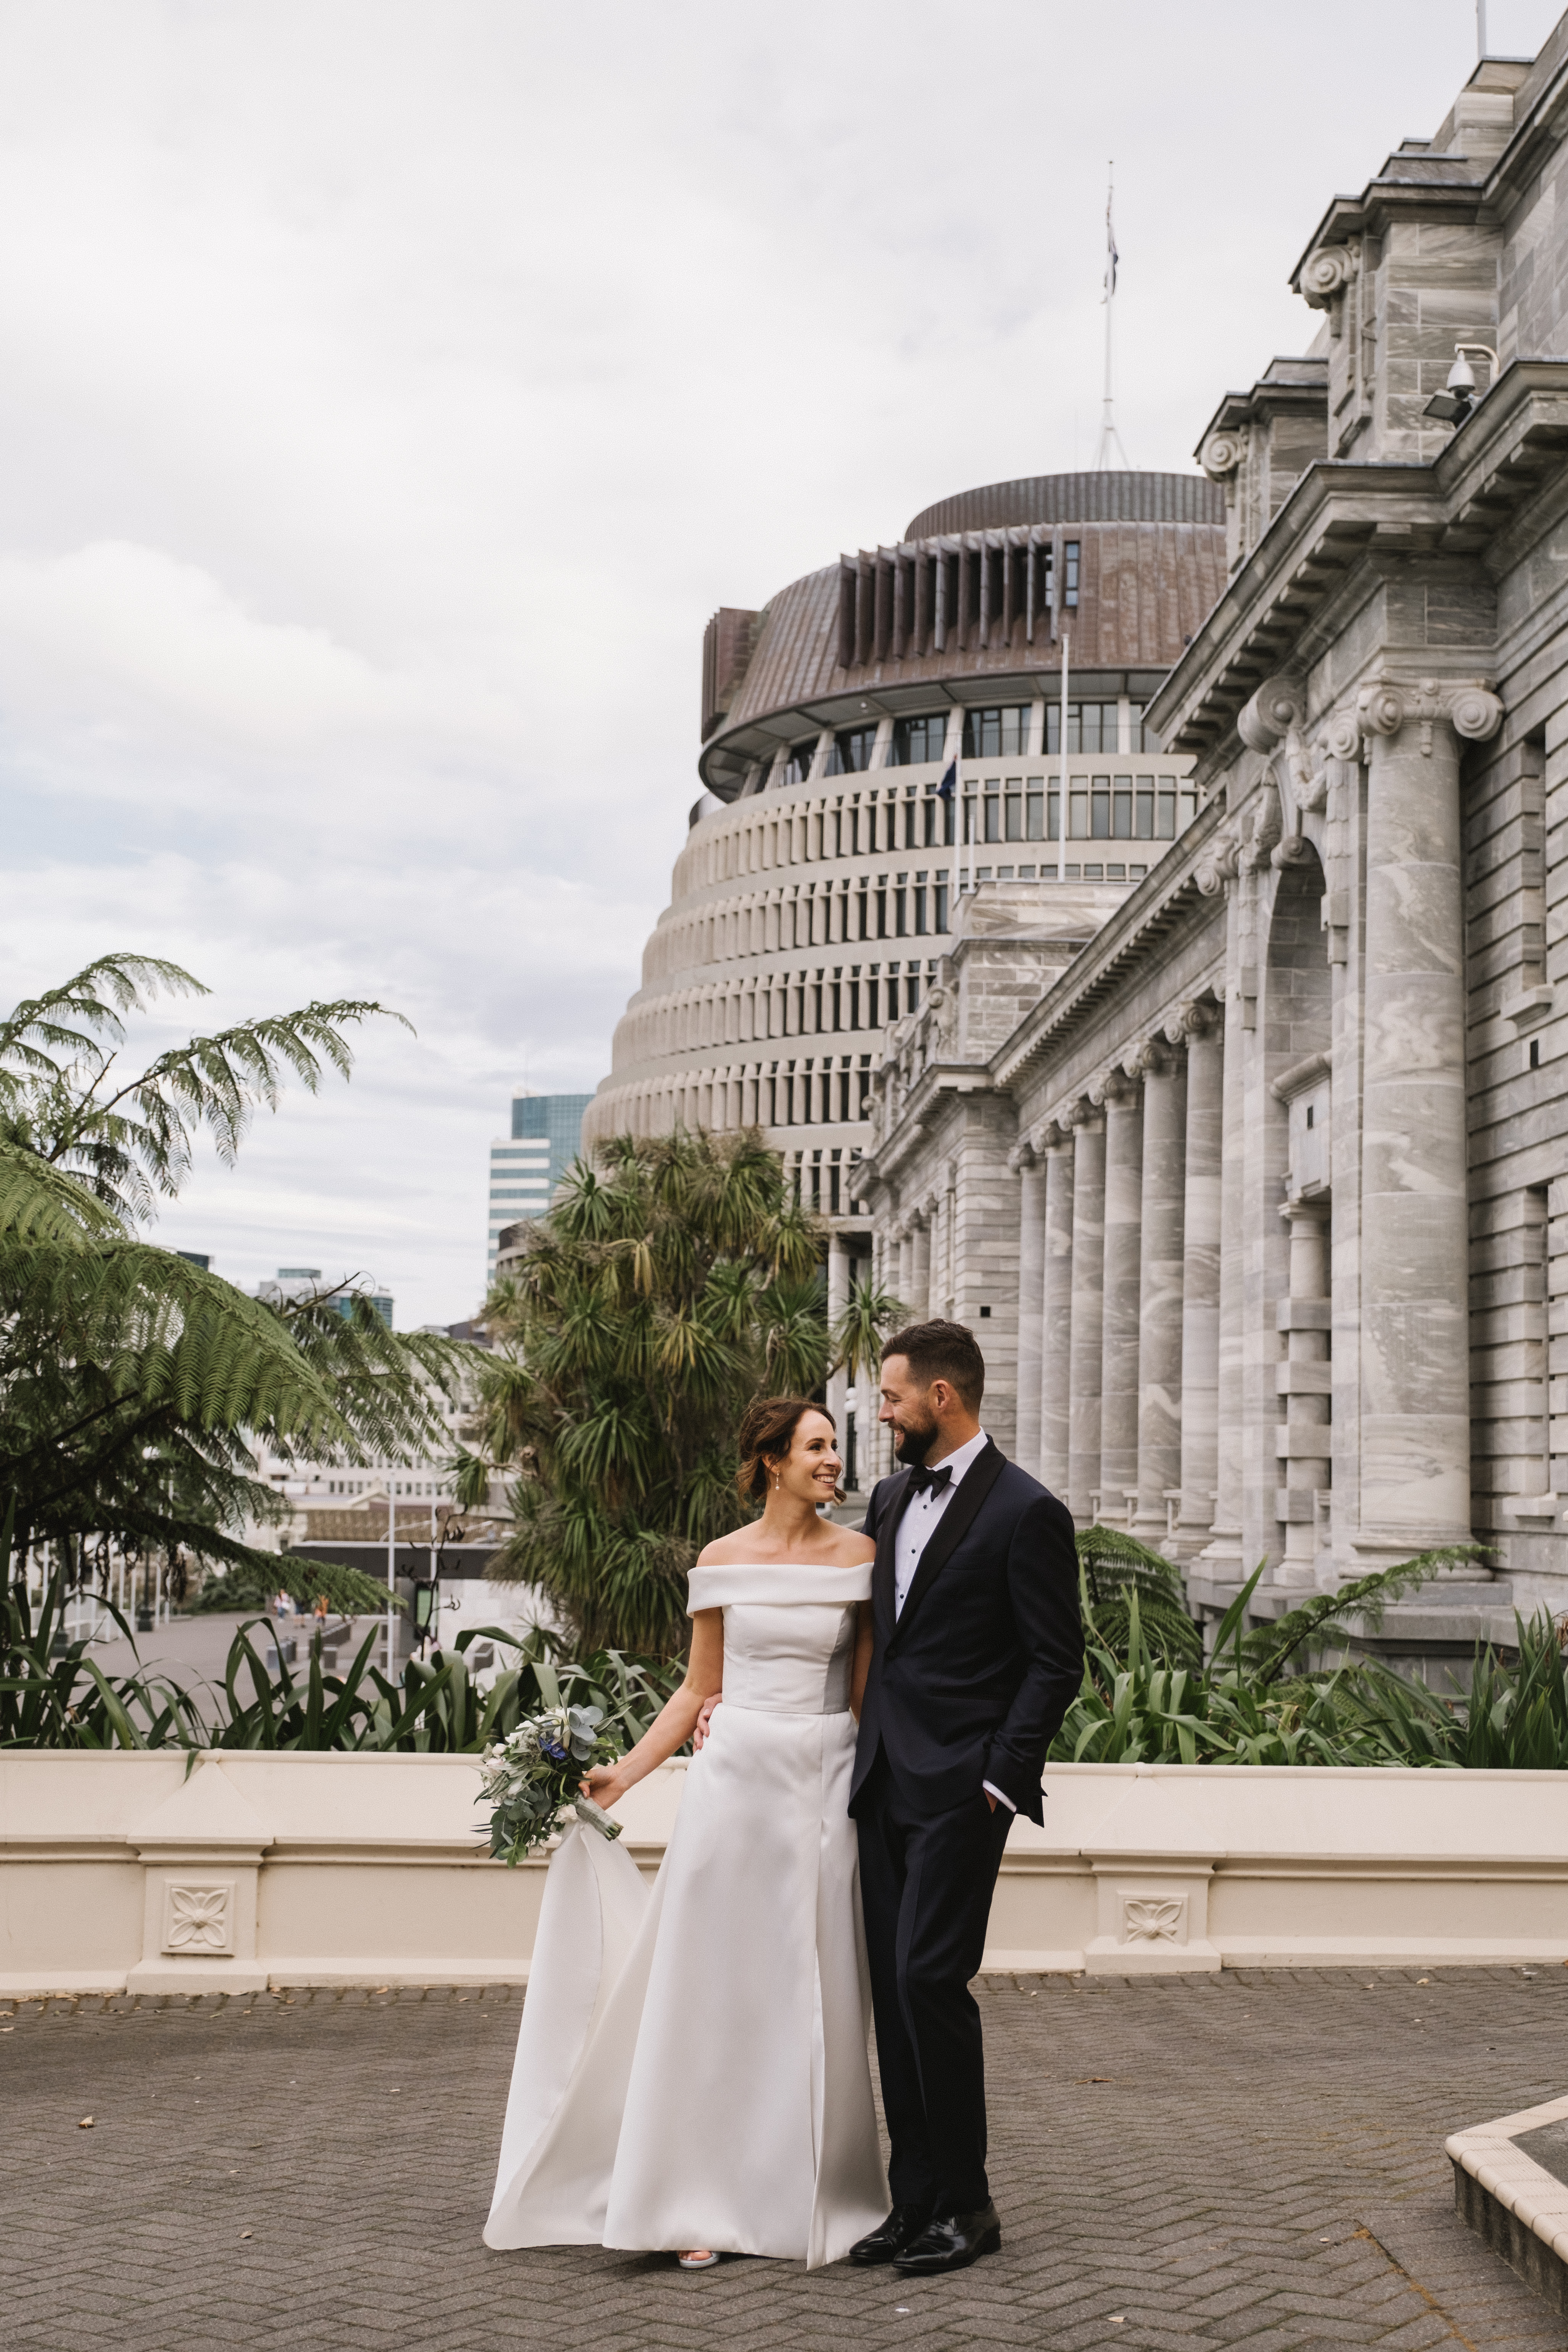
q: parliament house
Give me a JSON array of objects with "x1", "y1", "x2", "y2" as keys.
[{"x1": 589, "y1": 34, "x2": 1568, "y2": 1655}]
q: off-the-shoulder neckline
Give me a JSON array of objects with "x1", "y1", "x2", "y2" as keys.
[{"x1": 692, "y1": 1557, "x2": 874, "y2": 1570}]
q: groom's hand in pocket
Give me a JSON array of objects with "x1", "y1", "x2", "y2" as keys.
[{"x1": 692, "y1": 1693, "x2": 721, "y2": 1751}]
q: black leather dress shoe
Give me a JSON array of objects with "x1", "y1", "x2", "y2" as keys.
[
  {"x1": 892, "y1": 2201, "x2": 1003, "y2": 2275},
  {"x1": 848, "y1": 2206, "x2": 933, "y2": 2265}
]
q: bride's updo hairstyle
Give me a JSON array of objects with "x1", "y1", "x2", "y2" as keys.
[{"x1": 735, "y1": 1395, "x2": 841, "y2": 1510}]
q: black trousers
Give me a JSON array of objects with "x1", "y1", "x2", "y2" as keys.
[{"x1": 856, "y1": 1752, "x2": 1014, "y2": 2216}]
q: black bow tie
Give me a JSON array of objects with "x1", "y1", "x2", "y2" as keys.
[{"x1": 907, "y1": 1463, "x2": 953, "y2": 1497}]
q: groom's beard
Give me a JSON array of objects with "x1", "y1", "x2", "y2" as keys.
[{"x1": 890, "y1": 1410, "x2": 940, "y2": 1468}]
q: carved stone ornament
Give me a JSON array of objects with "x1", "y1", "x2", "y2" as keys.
[
  {"x1": 1007, "y1": 1140, "x2": 1036, "y2": 1175},
  {"x1": 1299, "y1": 243, "x2": 1358, "y2": 308},
  {"x1": 1195, "y1": 824, "x2": 1241, "y2": 898},
  {"x1": 1201, "y1": 431, "x2": 1243, "y2": 482},
  {"x1": 1166, "y1": 997, "x2": 1222, "y2": 1046},
  {"x1": 1126, "y1": 1036, "x2": 1176, "y2": 1081},
  {"x1": 1122, "y1": 1894, "x2": 1186, "y2": 1943},
  {"x1": 1240, "y1": 780, "x2": 1283, "y2": 871},
  {"x1": 163, "y1": 1880, "x2": 235, "y2": 1957},
  {"x1": 1238, "y1": 676, "x2": 1305, "y2": 756},
  {"x1": 1356, "y1": 675, "x2": 1504, "y2": 756},
  {"x1": 1320, "y1": 709, "x2": 1363, "y2": 765},
  {"x1": 1091, "y1": 1066, "x2": 1140, "y2": 1110}
]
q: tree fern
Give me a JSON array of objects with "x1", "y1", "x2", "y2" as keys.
[
  {"x1": 1240, "y1": 1546, "x2": 1486, "y2": 1684},
  {"x1": 1074, "y1": 1523, "x2": 1205, "y2": 1670},
  {"x1": 0, "y1": 960, "x2": 481, "y2": 1596}
]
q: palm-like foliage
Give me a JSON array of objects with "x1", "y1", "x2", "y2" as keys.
[
  {"x1": 468, "y1": 1127, "x2": 848, "y2": 1656},
  {"x1": 0, "y1": 953, "x2": 404, "y2": 1224},
  {"x1": 1075, "y1": 1523, "x2": 1206, "y2": 1669},
  {"x1": 1235, "y1": 1545, "x2": 1489, "y2": 1684},
  {"x1": 833, "y1": 1277, "x2": 907, "y2": 1385},
  {"x1": 0, "y1": 960, "x2": 480, "y2": 1618}
]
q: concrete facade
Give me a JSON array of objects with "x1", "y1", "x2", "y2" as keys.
[
  {"x1": 585, "y1": 474, "x2": 1224, "y2": 1253},
  {"x1": 11, "y1": 1748, "x2": 1568, "y2": 1994},
  {"x1": 861, "y1": 40, "x2": 1568, "y2": 1640}
]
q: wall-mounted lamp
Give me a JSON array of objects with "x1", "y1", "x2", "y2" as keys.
[{"x1": 1425, "y1": 341, "x2": 1499, "y2": 427}]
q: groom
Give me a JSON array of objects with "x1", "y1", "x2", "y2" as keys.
[{"x1": 848, "y1": 1319, "x2": 1081, "y2": 2278}]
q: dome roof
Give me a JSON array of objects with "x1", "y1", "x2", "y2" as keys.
[{"x1": 905, "y1": 470, "x2": 1222, "y2": 541}]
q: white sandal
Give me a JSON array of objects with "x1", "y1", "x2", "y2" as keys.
[{"x1": 678, "y1": 2251, "x2": 719, "y2": 2269}]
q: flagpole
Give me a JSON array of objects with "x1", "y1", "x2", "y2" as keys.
[
  {"x1": 1058, "y1": 633, "x2": 1071, "y2": 876},
  {"x1": 1095, "y1": 164, "x2": 1130, "y2": 472}
]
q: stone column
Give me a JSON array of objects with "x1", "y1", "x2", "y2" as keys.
[
  {"x1": 910, "y1": 1214, "x2": 932, "y2": 1320},
  {"x1": 1133, "y1": 1044, "x2": 1187, "y2": 1549},
  {"x1": 1174, "y1": 1005, "x2": 1223, "y2": 1549},
  {"x1": 1276, "y1": 1198, "x2": 1331, "y2": 1587},
  {"x1": 826, "y1": 1230, "x2": 851, "y2": 1477},
  {"x1": 1098, "y1": 1071, "x2": 1144, "y2": 1526},
  {"x1": 1040, "y1": 1125, "x2": 1075, "y2": 1499},
  {"x1": 1355, "y1": 676, "x2": 1502, "y2": 1552},
  {"x1": 1067, "y1": 1105, "x2": 1106, "y2": 1521},
  {"x1": 1012, "y1": 1142, "x2": 1046, "y2": 1481}
]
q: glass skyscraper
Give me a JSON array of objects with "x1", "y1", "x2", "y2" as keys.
[{"x1": 486, "y1": 1092, "x2": 593, "y2": 1276}]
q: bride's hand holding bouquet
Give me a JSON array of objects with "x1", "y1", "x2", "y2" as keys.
[{"x1": 475, "y1": 1703, "x2": 626, "y2": 1866}]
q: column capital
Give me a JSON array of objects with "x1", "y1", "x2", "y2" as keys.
[
  {"x1": 1165, "y1": 995, "x2": 1223, "y2": 1045},
  {"x1": 1007, "y1": 1140, "x2": 1038, "y2": 1175},
  {"x1": 1355, "y1": 673, "x2": 1504, "y2": 753},
  {"x1": 1091, "y1": 1066, "x2": 1141, "y2": 1109},
  {"x1": 1035, "y1": 1119, "x2": 1073, "y2": 1151},
  {"x1": 1067, "y1": 1096, "x2": 1104, "y2": 1132},
  {"x1": 1127, "y1": 1036, "x2": 1180, "y2": 1080},
  {"x1": 1200, "y1": 430, "x2": 1243, "y2": 483},
  {"x1": 1279, "y1": 1195, "x2": 1331, "y2": 1230}
]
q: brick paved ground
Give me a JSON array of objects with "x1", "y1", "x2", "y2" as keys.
[{"x1": 6, "y1": 1967, "x2": 1568, "y2": 2351}]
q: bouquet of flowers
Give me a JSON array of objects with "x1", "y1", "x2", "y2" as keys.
[{"x1": 476, "y1": 1703, "x2": 625, "y2": 1866}]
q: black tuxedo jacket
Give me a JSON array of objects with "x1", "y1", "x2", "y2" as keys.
[{"x1": 849, "y1": 1440, "x2": 1082, "y2": 1827}]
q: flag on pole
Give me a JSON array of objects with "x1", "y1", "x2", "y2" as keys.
[
  {"x1": 937, "y1": 760, "x2": 956, "y2": 801},
  {"x1": 1105, "y1": 185, "x2": 1119, "y2": 300}
]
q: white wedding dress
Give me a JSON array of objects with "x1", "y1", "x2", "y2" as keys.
[{"x1": 483, "y1": 1562, "x2": 888, "y2": 2267}]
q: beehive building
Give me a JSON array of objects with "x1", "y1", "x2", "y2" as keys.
[{"x1": 582, "y1": 470, "x2": 1226, "y2": 1225}]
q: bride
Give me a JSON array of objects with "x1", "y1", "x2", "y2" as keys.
[{"x1": 483, "y1": 1395, "x2": 888, "y2": 2269}]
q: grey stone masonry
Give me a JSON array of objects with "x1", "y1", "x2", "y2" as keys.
[{"x1": 861, "y1": 34, "x2": 1568, "y2": 1665}]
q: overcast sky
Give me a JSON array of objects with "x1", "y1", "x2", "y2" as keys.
[{"x1": 0, "y1": 0, "x2": 1558, "y2": 1325}]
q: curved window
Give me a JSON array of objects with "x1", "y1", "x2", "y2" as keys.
[
  {"x1": 963, "y1": 706, "x2": 1030, "y2": 758},
  {"x1": 1046, "y1": 700, "x2": 1120, "y2": 755},
  {"x1": 825, "y1": 724, "x2": 879, "y2": 777},
  {"x1": 891, "y1": 713, "x2": 950, "y2": 766},
  {"x1": 780, "y1": 740, "x2": 816, "y2": 787}
]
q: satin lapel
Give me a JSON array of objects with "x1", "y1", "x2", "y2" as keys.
[
  {"x1": 885, "y1": 1440, "x2": 1006, "y2": 1654},
  {"x1": 871, "y1": 1469, "x2": 915, "y2": 1632}
]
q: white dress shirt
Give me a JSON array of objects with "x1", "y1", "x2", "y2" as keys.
[{"x1": 890, "y1": 1427, "x2": 1016, "y2": 1813}]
